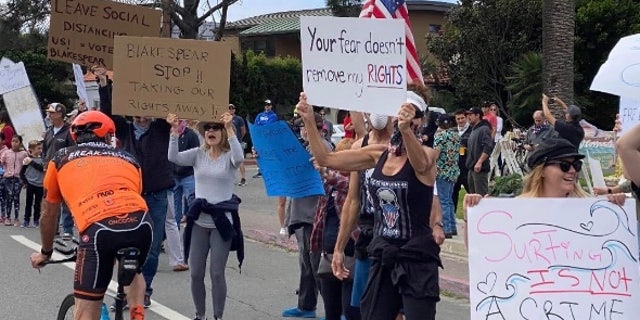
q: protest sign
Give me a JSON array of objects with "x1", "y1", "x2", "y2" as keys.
[
  {"x1": 468, "y1": 198, "x2": 640, "y2": 320},
  {"x1": 300, "y1": 16, "x2": 405, "y2": 116},
  {"x1": 619, "y1": 97, "x2": 640, "y2": 135},
  {"x1": 112, "y1": 36, "x2": 231, "y2": 120},
  {"x1": 0, "y1": 62, "x2": 31, "y2": 95},
  {"x1": 587, "y1": 156, "x2": 607, "y2": 189},
  {"x1": 72, "y1": 64, "x2": 89, "y2": 103},
  {"x1": 0, "y1": 59, "x2": 45, "y2": 144},
  {"x1": 248, "y1": 121, "x2": 324, "y2": 198},
  {"x1": 48, "y1": 0, "x2": 161, "y2": 69}
]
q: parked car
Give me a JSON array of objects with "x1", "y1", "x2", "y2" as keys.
[{"x1": 331, "y1": 124, "x2": 345, "y2": 145}]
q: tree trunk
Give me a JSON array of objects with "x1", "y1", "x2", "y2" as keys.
[{"x1": 542, "y1": 0, "x2": 575, "y2": 117}]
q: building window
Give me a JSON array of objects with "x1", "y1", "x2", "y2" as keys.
[
  {"x1": 429, "y1": 24, "x2": 442, "y2": 34},
  {"x1": 241, "y1": 38, "x2": 276, "y2": 57}
]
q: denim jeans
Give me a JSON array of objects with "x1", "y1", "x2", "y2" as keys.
[
  {"x1": 141, "y1": 188, "x2": 169, "y2": 296},
  {"x1": 436, "y1": 177, "x2": 456, "y2": 233},
  {"x1": 60, "y1": 202, "x2": 74, "y2": 234},
  {"x1": 173, "y1": 175, "x2": 195, "y2": 225}
]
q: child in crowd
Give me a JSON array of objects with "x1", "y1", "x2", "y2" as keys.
[
  {"x1": 0, "y1": 133, "x2": 8, "y2": 225},
  {"x1": 20, "y1": 140, "x2": 44, "y2": 228},
  {"x1": 1, "y1": 135, "x2": 28, "y2": 226}
]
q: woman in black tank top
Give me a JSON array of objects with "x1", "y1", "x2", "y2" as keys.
[{"x1": 296, "y1": 83, "x2": 444, "y2": 320}]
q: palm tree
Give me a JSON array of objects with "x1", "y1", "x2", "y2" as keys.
[
  {"x1": 542, "y1": 0, "x2": 575, "y2": 117},
  {"x1": 506, "y1": 51, "x2": 543, "y2": 126}
]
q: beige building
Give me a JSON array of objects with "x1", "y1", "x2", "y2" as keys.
[{"x1": 222, "y1": 1, "x2": 455, "y2": 59}]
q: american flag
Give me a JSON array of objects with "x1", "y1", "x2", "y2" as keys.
[{"x1": 360, "y1": 0, "x2": 424, "y2": 84}]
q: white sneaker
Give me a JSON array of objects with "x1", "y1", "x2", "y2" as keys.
[{"x1": 279, "y1": 227, "x2": 287, "y2": 236}]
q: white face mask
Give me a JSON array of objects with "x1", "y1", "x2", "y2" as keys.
[{"x1": 369, "y1": 114, "x2": 389, "y2": 130}]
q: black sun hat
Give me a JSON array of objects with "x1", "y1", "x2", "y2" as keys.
[{"x1": 526, "y1": 138, "x2": 585, "y2": 169}]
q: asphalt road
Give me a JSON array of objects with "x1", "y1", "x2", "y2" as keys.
[{"x1": 2, "y1": 166, "x2": 470, "y2": 319}]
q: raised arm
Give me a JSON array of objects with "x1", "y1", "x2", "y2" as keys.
[
  {"x1": 167, "y1": 114, "x2": 197, "y2": 167},
  {"x1": 617, "y1": 123, "x2": 640, "y2": 186},
  {"x1": 541, "y1": 94, "x2": 557, "y2": 126},
  {"x1": 296, "y1": 93, "x2": 380, "y2": 171}
]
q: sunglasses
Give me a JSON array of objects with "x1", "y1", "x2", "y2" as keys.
[
  {"x1": 203, "y1": 123, "x2": 224, "y2": 131},
  {"x1": 545, "y1": 160, "x2": 582, "y2": 173}
]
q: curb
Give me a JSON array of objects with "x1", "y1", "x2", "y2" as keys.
[{"x1": 243, "y1": 228, "x2": 470, "y2": 300}]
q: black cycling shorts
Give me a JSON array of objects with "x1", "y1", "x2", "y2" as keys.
[{"x1": 73, "y1": 211, "x2": 152, "y2": 301}]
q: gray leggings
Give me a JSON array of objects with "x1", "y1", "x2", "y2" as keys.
[{"x1": 189, "y1": 224, "x2": 232, "y2": 319}]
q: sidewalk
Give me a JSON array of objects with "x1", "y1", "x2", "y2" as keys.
[
  {"x1": 243, "y1": 219, "x2": 470, "y2": 300},
  {"x1": 236, "y1": 163, "x2": 470, "y2": 300}
]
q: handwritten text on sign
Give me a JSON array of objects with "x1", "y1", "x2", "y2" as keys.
[
  {"x1": 248, "y1": 121, "x2": 324, "y2": 198},
  {"x1": 112, "y1": 36, "x2": 231, "y2": 121},
  {"x1": 0, "y1": 62, "x2": 31, "y2": 95},
  {"x1": 619, "y1": 97, "x2": 640, "y2": 135},
  {"x1": 48, "y1": 0, "x2": 161, "y2": 68},
  {"x1": 301, "y1": 17, "x2": 405, "y2": 116},
  {"x1": 467, "y1": 198, "x2": 640, "y2": 320}
]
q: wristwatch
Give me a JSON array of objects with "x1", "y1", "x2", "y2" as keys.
[{"x1": 434, "y1": 221, "x2": 444, "y2": 229}]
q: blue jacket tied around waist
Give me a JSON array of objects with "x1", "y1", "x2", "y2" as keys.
[{"x1": 184, "y1": 195, "x2": 244, "y2": 270}]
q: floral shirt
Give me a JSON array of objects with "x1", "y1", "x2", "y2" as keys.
[{"x1": 434, "y1": 128, "x2": 460, "y2": 182}]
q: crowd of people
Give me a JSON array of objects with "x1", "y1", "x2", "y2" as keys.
[{"x1": 8, "y1": 60, "x2": 630, "y2": 320}]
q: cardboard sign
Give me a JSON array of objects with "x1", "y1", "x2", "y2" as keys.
[
  {"x1": 0, "y1": 62, "x2": 31, "y2": 95},
  {"x1": 468, "y1": 198, "x2": 640, "y2": 320},
  {"x1": 48, "y1": 0, "x2": 161, "y2": 69},
  {"x1": 248, "y1": 121, "x2": 324, "y2": 198},
  {"x1": 112, "y1": 36, "x2": 231, "y2": 120},
  {"x1": 300, "y1": 16, "x2": 406, "y2": 116},
  {"x1": 619, "y1": 97, "x2": 640, "y2": 135}
]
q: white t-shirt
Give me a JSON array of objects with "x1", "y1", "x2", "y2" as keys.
[{"x1": 494, "y1": 116, "x2": 504, "y2": 142}]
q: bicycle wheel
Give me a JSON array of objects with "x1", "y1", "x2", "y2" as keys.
[{"x1": 56, "y1": 294, "x2": 75, "y2": 320}]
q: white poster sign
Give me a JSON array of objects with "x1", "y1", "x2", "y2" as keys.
[
  {"x1": 619, "y1": 97, "x2": 640, "y2": 135},
  {"x1": 588, "y1": 156, "x2": 607, "y2": 188},
  {"x1": 72, "y1": 64, "x2": 89, "y2": 104},
  {"x1": 0, "y1": 62, "x2": 31, "y2": 95},
  {"x1": 468, "y1": 198, "x2": 640, "y2": 320},
  {"x1": 3, "y1": 86, "x2": 46, "y2": 145},
  {"x1": 300, "y1": 16, "x2": 406, "y2": 116}
]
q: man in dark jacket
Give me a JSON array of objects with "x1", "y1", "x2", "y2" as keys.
[
  {"x1": 42, "y1": 103, "x2": 75, "y2": 239},
  {"x1": 95, "y1": 67, "x2": 174, "y2": 308},
  {"x1": 465, "y1": 107, "x2": 493, "y2": 196},
  {"x1": 453, "y1": 109, "x2": 472, "y2": 213},
  {"x1": 542, "y1": 94, "x2": 585, "y2": 150}
]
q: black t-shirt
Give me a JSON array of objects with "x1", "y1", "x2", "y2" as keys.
[{"x1": 554, "y1": 120, "x2": 584, "y2": 149}]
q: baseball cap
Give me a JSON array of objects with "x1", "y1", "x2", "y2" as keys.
[
  {"x1": 264, "y1": 99, "x2": 272, "y2": 105},
  {"x1": 45, "y1": 103, "x2": 67, "y2": 114},
  {"x1": 465, "y1": 107, "x2": 483, "y2": 116},
  {"x1": 526, "y1": 138, "x2": 585, "y2": 169},
  {"x1": 567, "y1": 105, "x2": 582, "y2": 120},
  {"x1": 228, "y1": 104, "x2": 236, "y2": 110},
  {"x1": 436, "y1": 113, "x2": 452, "y2": 125}
]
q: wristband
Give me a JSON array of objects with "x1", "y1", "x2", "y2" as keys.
[
  {"x1": 41, "y1": 248, "x2": 53, "y2": 257},
  {"x1": 433, "y1": 221, "x2": 444, "y2": 229}
]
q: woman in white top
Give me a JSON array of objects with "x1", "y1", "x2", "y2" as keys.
[{"x1": 490, "y1": 104, "x2": 503, "y2": 142}]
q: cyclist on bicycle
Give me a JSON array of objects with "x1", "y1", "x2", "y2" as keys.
[{"x1": 30, "y1": 110, "x2": 152, "y2": 320}]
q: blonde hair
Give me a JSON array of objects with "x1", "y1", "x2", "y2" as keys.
[
  {"x1": 520, "y1": 164, "x2": 589, "y2": 198},
  {"x1": 335, "y1": 138, "x2": 354, "y2": 152}
]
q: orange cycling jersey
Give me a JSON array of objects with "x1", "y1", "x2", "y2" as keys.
[{"x1": 43, "y1": 142, "x2": 148, "y2": 233}]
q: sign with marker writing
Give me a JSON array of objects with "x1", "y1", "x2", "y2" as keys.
[
  {"x1": 48, "y1": 0, "x2": 162, "y2": 69},
  {"x1": 300, "y1": 16, "x2": 405, "y2": 116},
  {"x1": 248, "y1": 121, "x2": 324, "y2": 198},
  {"x1": 619, "y1": 97, "x2": 640, "y2": 135},
  {"x1": 112, "y1": 36, "x2": 231, "y2": 120},
  {"x1": 0, "y1": 62, "x2": 31, "y2": 95},
  {"x1": 468, "y1": 198, "x2": 640, "y2": 320}
]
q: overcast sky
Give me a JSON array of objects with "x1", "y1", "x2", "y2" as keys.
[{"x1": 225, "y1": 0, "x2": 458, "y2": 21}]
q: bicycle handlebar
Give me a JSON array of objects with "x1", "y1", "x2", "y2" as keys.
[{"x1": 41, "y1": 238, "x2": 79, "y2": 266}]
